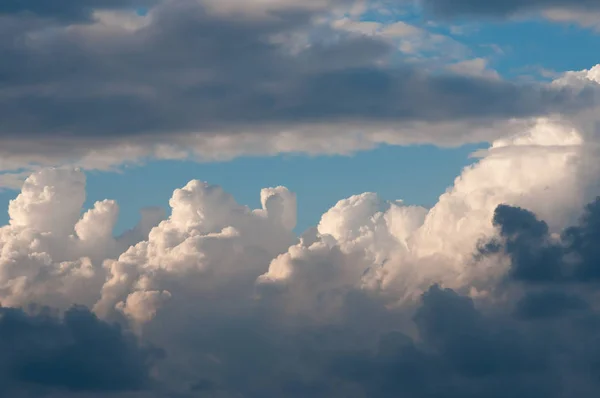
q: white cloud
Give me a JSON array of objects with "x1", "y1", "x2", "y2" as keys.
[
  {"x1": 3, "y1": 108, "x2": 596, "y2": 319},
  {"x1": 0, "y1": 168, "x2": 165, "y2": 309},
  {"x1": 1, "y1": 107, "x2": 600, "y2": 395}
]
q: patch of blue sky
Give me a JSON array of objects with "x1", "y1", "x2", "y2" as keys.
[
  {"x1": 85, "y1": 143, "x2": 486, "y2": 235},
  {"x1": 0, "y1": 143, "x2": 486, "y2": 236}
]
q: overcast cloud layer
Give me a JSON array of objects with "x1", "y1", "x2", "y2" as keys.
[
  {"x1": 1, "y1": 0, "x2": 600, "y2": 178},
  {"x1": 1, "y1": 113, "x2": 600, "y2": 396}
]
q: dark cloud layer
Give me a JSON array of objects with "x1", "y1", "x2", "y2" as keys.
[
  {"x1": 486, "y1": 198, "x2": 600, "y2": 283},
  {"x1": 421, "y1": 0, "x2": 600, "y2": 18},
  {"x1": 330, "y1": 286, "x2": 557, "y2": 398},
  {"x1": 140, "y1": 283, "x2": 600, "y2": 398},
  {"x1": 0, "y1": 0, "x2": 596, "y2": 148},
  {"x1": 4, "y1": 257, "x2": 600, "y2": 397},
  {"x1": 0, "y1": 306, "x2": 159, "y2": 395},
  {"x1": 0, "y1": 0, "x2": 157, "y2": 21},
  {"x1": 513, "y1": 290, "x2": 589, "y2": 319}
]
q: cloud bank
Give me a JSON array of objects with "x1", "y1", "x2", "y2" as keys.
[
  {"x1": 2, "y1": 114, "x2": 600, "y2": 396},
  {"x1": 1, "y1": 0, "x2": 600, "y2": 179}
]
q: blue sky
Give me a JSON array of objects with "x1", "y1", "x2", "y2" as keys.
[{"x1": 0, "y1": 143, "x2": 484, "y2": 234}]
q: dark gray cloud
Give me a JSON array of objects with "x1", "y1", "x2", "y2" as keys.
[
  {"x1": 162, "y1": 284, "x2": 600, "y2": 398},
  {"x1": 513, "y1": 290, "x2": 590, "y2": 319},
  {"x1": 0, "y1": 305, "x2": 160, "y2": 395},
  {"x1": 4, "y1": 275, "x2": 600, "y2": 397},
  {"x1": 330, "y1": 286, "x2": 560, "y2": 398},
  {"x1": 0, "y1": 0, "x2": 157, "y2": 22},
  {"x1": 420, "y1": 0, "x2": 600, "y2": 18},
  {"x1": 115, "y1": 281, "x2": 600, "y2": 398},
  {"x1": 0, "y1": 0, "x2": 596, "y2": 155},
  {"x1": 483, "y1": 198, "x2": 600, "y2": 283}
]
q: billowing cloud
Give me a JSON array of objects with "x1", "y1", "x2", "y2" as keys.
[
  {"x1": 0, "y1": 168, "x2": 165, "y2": 310},
  {"x1": 1, "y1": 0, "x2": 599, "y2": 180},
  {"x1": 1, "y1": 112, "x2": 600, "y2": 395}
]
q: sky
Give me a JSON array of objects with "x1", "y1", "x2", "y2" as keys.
[
  {"x1": 0, "y1": 143, "x2": 485, "y2": 234},
  {"x1": 3, "y1": 1, "x2": 600, "y2": 397}
]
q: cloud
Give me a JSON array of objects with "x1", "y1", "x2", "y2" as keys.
[
  {"x1": 542, "y1": 8, "x2": 600, "y2": 31},
  {"x1": 0, "y1": 305, "x2": 159, "y2": 395},
  {"x1": 420, "y1": 0, "x2": 600, "y2": 31},
  {"x1": 328, "y1": 283, "x2": 600, "y2": 398},
  {"x1": 420, "y1": 0, "x2": 600, "y2": 18},
  {"x1": 330, "y1": 15, "x2": 470, "y2": 61},
  {"x1": 1, "y1": 113, "x2": 597, "y2": 313},
  {"x1": 1, "y1": 0, "x2": 599, "y2": 179},
  {"x1": 512, "y1": 290, "x2": 589, "y2": 319},
  {"x1": 0, "y1": 168, "x2": 165, "y2": 310},
  {"x1": 0, "y1": 0, "x2": 158, "y2": 22},
  {"x1": 482, "y1": 196, "x2": 600, "y2": 283},
  {"x1": 2, "y1": 113, "x2": 600, "y2": 395},
  {"x1": 446, "y1": 58, "x2": 500, "y2": 79},
  {"x1": 5, "y1": 2, "x2": 600, "y2": 396}
]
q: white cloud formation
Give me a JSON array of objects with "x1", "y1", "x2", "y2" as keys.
[
  {"x1": 2, "y1": 106, "x2": 597, "y2": 320},
  {"x1": 0, "y1": 168, "x2": 165, "y2": 309},
  {"x1": 2, "y1": 105, "x2": 600, "y2": 395}
]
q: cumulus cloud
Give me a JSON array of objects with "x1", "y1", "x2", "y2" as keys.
[
  {"x1": 0, "y1": 168, "x2": 165, "y2": 310},
  {"x1": 0, "y1": 110, "x2": 599, "y2": 396},
  {"x1": 1, "y1": 0, "x2": 599, "y2": 180}
]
